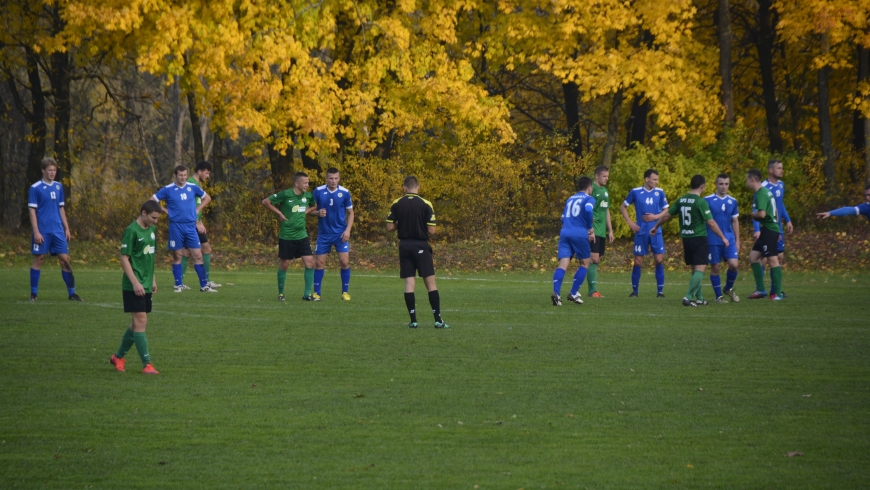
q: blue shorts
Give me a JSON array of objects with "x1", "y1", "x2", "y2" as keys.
[
  {"x1": 32, "y1": 231, "x2": 68, "y2": 256},
  {"x1": 557, "y1": 235, "x2": 591, "y2": 260},
  {"x1": 315, "y1": 234, "x2": 350, "y2": 254},
  {"x1": 776, "y1": 233, "x2": 785, "y2": 253},
  {"x1": 167, "y1": 222, "x2": 201, "y2": 250},
  {"x1": 633, "y1": 233, "x2": 665, "y2": 256},
  {"x1": 708, "y1": 241, "x2": 738, "y2": 264}
]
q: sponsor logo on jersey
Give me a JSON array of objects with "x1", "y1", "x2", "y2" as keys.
[
  {"x1": 338, "y1": 193, "x2": 343, "y2": 197},
  {"x1": 151, "y1": 233, "x2": 155, "y2": 240},
  {"x1": 302, "y1": 197, "x2": 307, "y2": 203},
  {"x1": 121, "y1": 243, "x2": 128, "y2": 248}
]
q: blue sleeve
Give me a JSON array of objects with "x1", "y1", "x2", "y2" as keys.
[
  {"x1": 194, "y1": 186, "x2": 205, "y2": 198},
  {"x1": 829, "y1": 206, "x2": 860, "y2": 217},
  {"x1": 28, "y1": 186, "x2": 38, "y2": 208},
  {"x1": 585, "y1": 198, "x2": 595, "y2": 228},
  {"x1": 154, "y1": 187, "x2": 166, "y2": 201},
  {"x1": 659, "y1": 191, "x2": 668, "y2": 211},
  {"x1": 58, "y1": 186, "x2": 66, "y2": 207},
  {"x1": 859, "y1": 203, "x2": 870, "y2": 218},
  {"x1": 779, "y1": 183, "x2": 790, "y2": 222},
  {"x1": 623, "y1": 189, "x2": 635, "y2": 206},
  {"x1": 346, "y1": 192, "x2": 354, "y2": 208}
]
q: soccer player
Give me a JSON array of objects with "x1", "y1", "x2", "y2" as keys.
[
  {"x1": 588, "y1": 166, "x2": 613, "y2": 298},
  {"x1": 551, "y1": 176, "x2": 596, "y2": 306},
  {"x1": 261, "y1": 172, "x2": 318, "y2": 301},
  {"x1": 620, "y1": 169, "x2": 669, "y2": 297},
  {"x1": 312, "y1": 167, "x2": 355, "y2": 301},
  {"x1": 705, "y1": 174, "x2": 741, "y2": 303},
  {"x1": 816, "y1": 184, "x2": 870, "y2": 220},
  {"x1": 650, "y1": 175, "x2": 730, "y2": 307},
  {"x1": 386, "y1": 176, "x2": 448, "y2": 329},
  {"x1": 151, "y1": 165, "x2": 216, "y2": 293},
  {"x1": 751, "y1": 159, "x2": 793, "y2": 298},
  {"x1": 746, "y1": 169, "x2": 783, "y2": 301},
  {"x1": 110, "y1": 200, "x2": 162, "y2": 375},
  {"x1": 180, "y1": 161, "x2": 220, "y2": 290},
  {"x1": 28, "y1": 157, "x2": 82, "y2": 302}
]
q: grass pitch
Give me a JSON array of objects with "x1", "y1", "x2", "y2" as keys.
[{"x1": 1, "y1": 267, "x2": 869, "y2": 488}]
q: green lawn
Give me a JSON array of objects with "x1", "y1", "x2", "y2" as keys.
[{"x1": 1, "y1": 266, "x2": 869, "y2": 488}]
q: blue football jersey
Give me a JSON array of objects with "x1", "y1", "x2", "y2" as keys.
[
  {"x1": 28, "y1": 180, "x2": 65, "y2": 234},
  {"x1": 623, "y1": 186, "x2": 668, "y2": 235},
  {"x1": 152, "y1": 182, "x2": 205, "y2": 223},
  {"x1": 705, "y1": 194, "x2": 739, "y2": 245},
  {"x1": 560, "y1": 192, "x2": 596, "y2": 236},
  {"x1": 314, "y1": 185, "x2": 353, "y2": 235}
]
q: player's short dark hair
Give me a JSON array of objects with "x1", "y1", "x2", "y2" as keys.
[
  {"x1": 326, "y1": 167, "x2": 340, "y2": 175},
  {"x1": 747, "y1": 169, "x2": 763, "y2": 182},
  {"x1": 140, "y1": 200, "x2": 162, "y2": 214},
  {"x1": 41, "y1": 157, "x2": 58, "y2": 170},
  {"x1": 576, "y1": 176, "x2": 593, "y2": 192},
  {"x1": 194, "y1": 161, "x2": 212, "y2": 173},
  {"x1": 594, "y1": 165, "x2": 609, "y2": 176},
  {"x1": 174, "y1": 165, "x2": 188, "y2": 175},
  {"x1": 716, "y1": 173, "x2": 730, "y2": 182},
  {"x1": 690, "y1": 175, "x2": 706, "y2": 189},
  {"x1": 767, "y1": 159, "x2": 781, "y2": 168},
  {"x1": 294, "y1": 172, "x2": 308, "y2": 181},
  {"x1": 403, "y1": 176, "x2": 419, "y2": 189},
  {"x1": 643, "y1": 169, "x2": 658, "y2": 179}
]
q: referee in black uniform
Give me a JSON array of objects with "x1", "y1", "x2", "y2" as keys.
[{"x1": 386, "y1": 176, "x2": 448, "y2": 329}]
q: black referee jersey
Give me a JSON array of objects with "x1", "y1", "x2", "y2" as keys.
[{"x1": 386, "y1": 193, "x2": 435, "y2": 241}]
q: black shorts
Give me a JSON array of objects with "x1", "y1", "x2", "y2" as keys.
[
  {"x1": 683, "y1": 237, "x2": 709, "y2": 266},
  {"x1": 590, "y1": 236, "x2": 606, "y2": 256},
  {"x1": 399, "y1": 240, "x2": 435, "y2": 278},
  {"x1": 752, "y1": 227, "x2": 779, "y2": 258},
  {"x1": 198, "y1": 230, "x2": 208, "y2": 244},
  {"x1": 123, "y1": 290, "x2": 152, "y2": 313},
  {"x1": 278, "y1": 238, "x2": 313, "y2": 260}
]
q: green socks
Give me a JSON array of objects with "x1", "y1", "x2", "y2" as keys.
[
  {"x1": 180, "y1": 256, "x2": 189, "y2": 279},
  {"x1": 751, "y1": 262, "x2": 765, "y2": 292},
  {"x1": 202, "y1": 253, "x2": 211, "y2": 281},
  {"x1": 770, "y1": 266, "x2": 783, "y2": 296},
  {"x1": 132, "y1": 331, "x2": 150, "y2": 367},
  {"x1": 687, "y1": 271, "x2": 703, "y2": 300},
  {"x1": 277, "y1": 269, "x2": 287, "y2": 295},
  {"x1": 587, "y1": 263, "x2": 598, "y2": 294},
  {"x1": 115, "y1": 328, "x2": 135, "y2": 359},
  {"x1": 304, "y1": 267, "x2": 314, "y2": 296}
]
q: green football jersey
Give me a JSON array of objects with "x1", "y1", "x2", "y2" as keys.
[
  {"x1": 120, "y1": 220, "x2": 157, "y2": 292},
  {"x1": 269, "y1": 189, "x2": 313, "y2": 240},
  {"x1": 668, "y1": 193, "x2": 712, "y2": 238},
  {"x1": 187, "y1": 176, "x2": 203, "y2": 220},
  {"x1": 753, "y1": 187, "x2": 779, "y2": 232},
  {"x1": 590, "y1": 182, "x2": 610, "y2": 237}
]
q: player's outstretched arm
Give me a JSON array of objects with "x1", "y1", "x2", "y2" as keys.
[
  {"x1": 649, "y1": 211, "x2": 672, "y2": 235},
  {"x1": 818, "y1": 206, "x2": 859, "y2": 219}
]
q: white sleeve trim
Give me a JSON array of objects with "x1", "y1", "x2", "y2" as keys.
[{"x1": 28, "y1": 203, "x2": 38, "y2": 208}]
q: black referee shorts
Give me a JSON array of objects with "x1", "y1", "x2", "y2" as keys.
[
  {"x1": 752, "y1": 227, "x2": 779, "y2": 258},
  {"x1": 590, "y1": 236, "x2": 606, "y2": 256},
  {"x1": 399, "y1": 240, "x2": 435, "y2": 278},
  {"x1": 278, "y1": 238, "x2": 313, "y2": 260},
  {"x1": 682, "y1": 236, "x2": 709, "y2": 266},
  {"x1": 123, "y1": 290, "x2": 152, "y2": 313}
]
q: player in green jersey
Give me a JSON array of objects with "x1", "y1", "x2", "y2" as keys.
[
  {"x1": 261, "y1": 172, "x2": 318, "y2": 301},
  {"x1": 180, "y1": 161, "x2": 220, "y2": 290},
  {"x1": 588, "y1": 166, "x2": 614, "y2": 297},
  {"x1": 110, "y1": 200, "x2": 162, "y2": 374},
  {"x1": 746, "y1": 169, "x2": 783, "y2": 300},
  {"x1": 651, "y1": 175, "x2": 729, "y2": 307}
]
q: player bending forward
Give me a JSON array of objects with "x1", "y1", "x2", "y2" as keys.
[{"x1": 551, "y1": 176, "x2": 596, "y2": 306}]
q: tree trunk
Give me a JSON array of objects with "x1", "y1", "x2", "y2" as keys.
[
  {"x1": 779, "y1": 42, "x2": 802, "y2": 152},
  {"x1": 186, "y1": 90, "x2": 205, "y2": 164},
  {"x1": 625, "y1": 95, "x2": 649, "y2": 148},
  {"x1": 755, "y1": 0, "x2": 783, "y2": 152},
  {"x1": 212, "y1": 133, "x2": 225, "y2": 183},
  {"x1": 718, "y1": 0, "x2": 735, "y2": 124},
  {"x1": 854, "y1": 45, "x2": 868, "y2": 155},
  {"x1": 267, "y1": 139, "x2": 294, "y2": 192},
  {"x1": 562, "y1": 81, "x2": 583, "y2": 157},
  {"x1": 818, "y1": 33, "x2": 836, "y2": 193},
  {"x1": 373, "y1": 129, "x2": 396, "y2": 159},
  {"x1": 601, "y1": 89, "x2": 623, "y2": 167},
  {"x1": 50, "y1": 50, "x2": 72, "y2": 201}
]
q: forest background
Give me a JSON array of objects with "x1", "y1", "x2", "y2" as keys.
[{"x1": 2, "y1": 0, "x2": 870, "y2": 270}]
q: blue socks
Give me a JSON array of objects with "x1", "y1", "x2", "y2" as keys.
[
  {"x1": 631, "y1": 265, "x2": 641, "y2": 294},
  {"x1": 552, "y1": 268, "x2": 566, "y2": 295},
  {"x1": 570, "y1": 267, "x2": 587, "y2": 295},
  {"x1": 61, "y1": 270, "x2": 75, "y2": 296},
  {"x1": 340, "y1": 268, "x2": 351, "y2": 293},
  {"x1": 710, "y1": 274, "x2": 722, "y2": 298},
  {"x1": 30, "y1": 268, "x2": 40, "y2": 295},
  {"x1": 194, "y1": 263, "x2": 207, "y2": 288},
  {"x1": 655, "y1": 263, "x2": 665, "y2": 294},
  {"x1": 172, "y1": 263, "x2": 183, "y2": 286},
  {"x1": 313, "y1": 269, "x2": 325, "y2": 295},
  {"x1": 725, "y1": 269, "x2": 738, "y2": 291}
]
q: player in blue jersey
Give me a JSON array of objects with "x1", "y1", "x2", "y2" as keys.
[
  {"x1": 551, "y1": 176, "x2": 596, "y2": 306},
  {"x1": 150, "y1": 165, "x2": 217, "y2": 293},
  {"x1": 28, "y1": 157, "x2": 82, "y2": 302},
  {"x1": 620, "y1": 169, "x2": 669, "y2": 297},
  {"x1": 750, "y1": 159, "x2": 793, "y2": 299},
  {"x1": 312, "y1": 168, "x2": 355, "y2": 301},
  {"x1": 816, "y1": 184, "x2": 870, "y2": 221},
  {"x1": 705, "y1": 174, "x2": 741, "y2": 303},
  {"x1": 179, "y1": 161, "x2": 220, "y2": 290}
]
